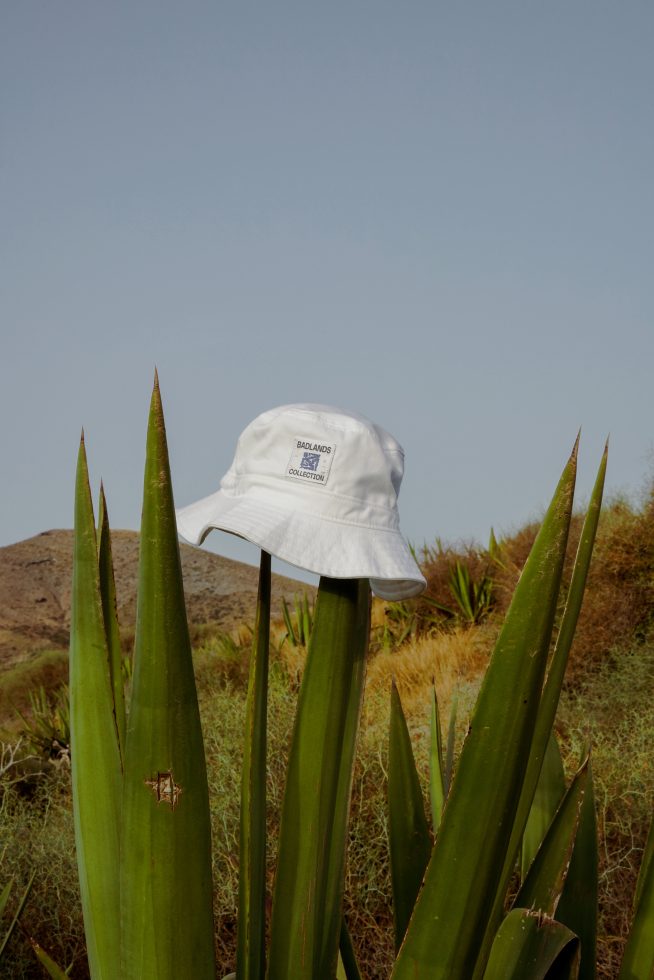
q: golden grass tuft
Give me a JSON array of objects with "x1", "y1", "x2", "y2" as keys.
[
  {"x1": 365, "y1": 625, "x2": 492, "y2": 717},
  {"x1": 0, "y1": 649, "x2": 69, "y2": 736}
]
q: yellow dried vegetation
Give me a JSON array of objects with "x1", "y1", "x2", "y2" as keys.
[{"x1": 365, "y1": 624, "x2": 493, "y2": 723}]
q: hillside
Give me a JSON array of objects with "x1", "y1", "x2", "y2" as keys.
[{"x1": 0, "y1": 529, "x2": 312, "y2": 670}]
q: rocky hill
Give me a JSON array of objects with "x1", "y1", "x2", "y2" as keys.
[{"x1": 0, "y1": 529, "x2": 312, "y2": 671}]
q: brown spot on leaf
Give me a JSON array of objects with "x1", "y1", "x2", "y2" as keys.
[{"x1": 145, "y1": 770, "x2": 183, "y2": 810}]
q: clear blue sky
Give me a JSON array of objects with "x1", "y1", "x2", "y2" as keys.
[{"x1": 2, "y1": 3, "x2": 653, "y2": 583}]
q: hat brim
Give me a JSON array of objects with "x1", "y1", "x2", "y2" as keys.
[{"x1": 176, "y1": 490, "x2": 426, "y2": 601}]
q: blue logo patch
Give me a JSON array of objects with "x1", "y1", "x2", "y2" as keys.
[{"x1": 300, "y1": 452, "x2": 321, "y2": 471}]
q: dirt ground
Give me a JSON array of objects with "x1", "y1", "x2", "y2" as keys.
[{"x1": 0, "y1": 529, "x2": 313, "y2": 671}]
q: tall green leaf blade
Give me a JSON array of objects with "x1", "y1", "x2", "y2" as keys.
[
  {"x1": 236, "y1": 551, "x2": 271, "y2": 980},
  {"x1": 322, "y1": 580, "x2": 370, "y2": 968},
  {"x1": 521, "y1": 733, "x2": 566, "y2": 881},
  {"x1": 556, "y1": 757, "x2": 598, "y2": 980},
  {"x1": 515, "y1": 758, "x2": 589, "y2": 916},
  {"x1": 0, "y1": 879, "x2": 13, "y2": 923},
  {"x1": 302, "y1": 593, "x2": 312, "y2": 647},
  {"x1": 444, "y1": 692, "x2": 458, "y2": 795},
  {"x1": 392, "y1": 445, "x2": 577, "y2": 980},
  {"x1": 120, "y1": 377, "x2": 215, "y2": 980},
  {"x1": 483, "y1": 909, "x2": 580, "y2": 980},
  {"x1": 30, "y1": 940, "x2": 70, "y2": 979},
  {"x1": 618, "y1": 812, "x2": 654, "y2": 980},
  {"x1": 0, "y1": 872, "x2": 35, "y2": 959},
  {"x1": 634, "y1": 811, "x2": 654, "y2": 912},
  {"x1": 97, "y1": 483, "x2": 126, "y2": 763},
  {"x1": 388, "y1": 679, "x2": 432, "y2": 951},
  {"x1": 268, "y1": 578, "x2": 369, "y2": 980},
  {"x1": 451, "y1": 563, "x2": 474, "y2": 622},
  {"x1": 475, "y1": 443, "x2": 607, "y2": 978},
  {"x1": 429, "y1": 684, "x2": 445, "y2": 832},
  {"x1": 339, "y1": 918, "x2": 363, "y2": 980},
  {"x1": 281, "y1": 597, "x2": 295, "y2": 646},
  {"x1": 70, "y1": 435, "x2": 122, "y2": 979}
]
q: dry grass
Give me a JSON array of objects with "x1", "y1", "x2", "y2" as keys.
[
  {"x1": 0, "y1": 650, "x2": 69, "y2": 737},
  {"x1": 3, "y1": 624, "x2": 654, "y2": 979},
  {"x1": 1, "y1": 768, "x2": 85, "y2": 977},
  {"x1": 365, "y1": 625, "x2": 492, "y2": 712}
]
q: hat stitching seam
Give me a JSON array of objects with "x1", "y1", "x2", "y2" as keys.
[
  {"x1": 229, "y1": 479, "x2": 398, "y2": 514},
  {"x1": 207, "y1": 506, "x2": 402, "y2": 535}
]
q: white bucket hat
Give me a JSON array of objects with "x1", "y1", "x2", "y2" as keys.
[{"x1": 176, "y1": 403, "x2": 426, "y2": 600}]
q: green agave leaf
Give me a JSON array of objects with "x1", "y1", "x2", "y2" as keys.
[
  {"x1": 322, "y1": 581, "x2": 370, "y2": 962},
  {"x1": 444, "y1": 691, "x2": 458, "y2": 795},
  {"x1": 97, "y1": 483, "x2": 126, "y2": 764},
  {"x1": 556, "y1": 755, "x2": 598, "y2": 980},
  {"x1": 521, "y1": 733, "x2": 566, "y2": 882},
  {"x1": 0, "y1": 871, "x2": 35, "y2": 959},
  {"x1": 475, "y1": 443, "x2": 607, "y2": 978},
  {"x1": 483, "y1": 909, "x2": 580, "y2": 980},
  {"x1": 70, "y1": 436, "x2": 122, "y2": 979},
  {"x1": 515, "y1": 757, "x2": 589, "y2": 916},
  {"x1": 339, "y1": 918, "x2": 363, "y2": 980},
  {"x1": 429, "y1": 684, "x2": 446, "y2": 832},
  {"x1": 388, "y1": 679, "x2": 432, "y2": 951},
  {"x1": 267, "y1": 578, "x2": 369, "y2": 980},
  {"x1": 120, "y1": 377, "x2": 215, "y2": 979},
  {"x1": 236, "y1": 551, "x2": 271, "y2": 980},
  {"x1": 635, "y1": 811, "x2": 654, "y2": 912},
  {"x1": 302, "y1": 592, "x2": 312, "y2": 646},
  {"x1": 452, "y1": 562, "x2": 475, "y2": 622},
  {"x1": 30, "y1": 940, "x2": 70, "y2": 979},
  {"x1": 0, "y1": 879, "x2": 13, "y2": 923},
  {"x1": 392, "y1": 444, "x2": 577, "y2": 980},
  {"x1": 281, "y1": 597, "x2": 295, "y2": 647},
  {"x1": 618, "y1": 811, "x2": 654, "y2": 980}
]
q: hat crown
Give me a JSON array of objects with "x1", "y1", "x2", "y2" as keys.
[
  {"x1": 176, "y1": 402, "x2": 426, "y2": 599},
  {"x1": 224, "y1": 404, "x2": 405, "y2": 515}
]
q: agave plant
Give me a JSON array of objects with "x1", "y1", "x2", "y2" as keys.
[
  {"x1": 70, "y1": 378, "x2": 369, "y2": 980},
  {"x1": 70, "y1": 377, "x2": 215, "y2": 980},
  {"x1": 280, "y1": 592, "x2": 314, "y2": 648},
  {"x1": 386, "y1": 439, "x2": 605, "y2": 979},
  {"x1": 15, "y1": 685, "x2": 70, "y2": 760},
  {"x1": 69, "y1": 381, "x2": 654, "y2": 979},
  {"x1": 383, "y1": 438, "x2": 653, "y2": 979}
]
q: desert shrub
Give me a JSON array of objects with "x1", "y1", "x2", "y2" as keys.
[
  {"x1": 571, "y1": 497, "x2": 654, "y2": 672},
  {"x1": 0, "y1": 766, "x2": 85, "y2": 978},
  {"x1": 504, "y1": 495, "x2": 654, "y2": 675},
  {"x1": 418, "y1": 488, "x2": 654, "y2": 679},
  {"x1": 558, "y1": 638, "x2": 654, "y2": 979},
  {"x1": 417, "y1": 540, "x2": 499, "y2": 632}
]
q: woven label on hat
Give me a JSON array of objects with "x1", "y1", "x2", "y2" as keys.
[{"x1": 286, "y1": 437, "x2": 337, "y2": 487}]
